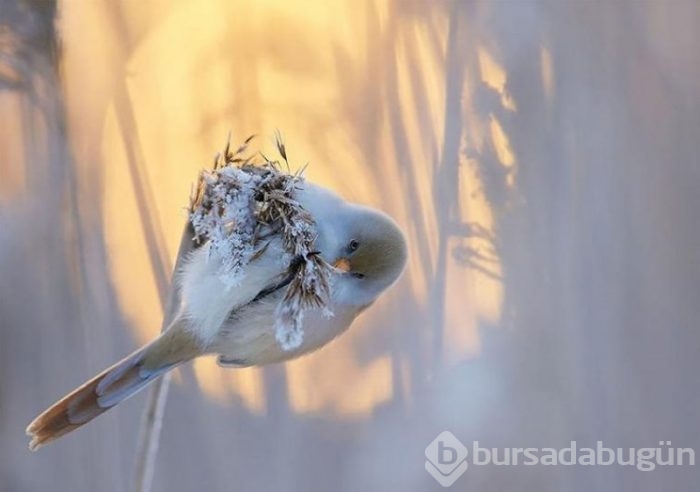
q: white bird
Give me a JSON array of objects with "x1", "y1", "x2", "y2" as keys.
[{"x1": 26, "y1": 182, "x2": 407, "y2": 450}]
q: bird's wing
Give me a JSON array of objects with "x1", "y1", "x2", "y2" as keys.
[{"x1": 175, "y1": 231, "x2": 290, "y2": 345}]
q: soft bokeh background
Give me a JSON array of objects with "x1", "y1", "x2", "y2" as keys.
[{"x1": 1, "y1": 0, "x2": 699, "y2": 490}]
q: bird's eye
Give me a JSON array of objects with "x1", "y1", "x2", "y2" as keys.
[{"x1": 348, "y1": 239, "x2": 360, "y2": 253}]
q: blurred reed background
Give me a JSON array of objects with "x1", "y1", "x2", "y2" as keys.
[{"x1": 1, "y1": 0, "x2": 699, "y2": 490}]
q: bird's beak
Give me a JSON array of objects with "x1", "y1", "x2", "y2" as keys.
[{"x1": 333, "y1": 258, "x2": 351, "y2": 273}]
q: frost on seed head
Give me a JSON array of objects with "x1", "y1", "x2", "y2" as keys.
[{"x1": 189, "y1": 133, "x2": 333, "y2": 350}]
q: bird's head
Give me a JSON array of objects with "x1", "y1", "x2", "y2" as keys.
[
  {"x1": 327, "y1": 204, "x2": 407, "y2": 301},
  {"x1": 295, "y1": 182, "x2": 407, "y2": 306}
]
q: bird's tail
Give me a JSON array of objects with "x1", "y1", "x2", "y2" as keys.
[{"x1": 26, "y1": 327, "x2": 199, "y2": 451}]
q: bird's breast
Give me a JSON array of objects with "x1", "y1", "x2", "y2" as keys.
[{"x1": 211, "y1": 296, "x2": 359, "y2": 366}]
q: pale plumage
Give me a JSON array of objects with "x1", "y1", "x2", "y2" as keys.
[{"x1": 26, "y1": 180, "x2": 407, "y2": 450}]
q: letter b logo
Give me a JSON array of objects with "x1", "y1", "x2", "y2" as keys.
[
  {"x1": 438, "y1": 440, "x2": 457, "y2": 465},
  {"x1": 425, "y1": 431, "x2": 468, "y2": 487}
]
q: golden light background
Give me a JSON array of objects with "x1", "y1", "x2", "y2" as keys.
[
  {"x1": 57, "y1": 0, "x2": 507, "y2": 417},
  {"x1": 4, "y1": 1, "x2": 699, "y2": 491}
]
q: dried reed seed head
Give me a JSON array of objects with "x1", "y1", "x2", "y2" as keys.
[{"x1": 188, "y1": 135, "x2": 333, "y2": 349}]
